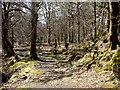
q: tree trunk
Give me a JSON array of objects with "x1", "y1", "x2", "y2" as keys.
[
  {"x1": 94, "y1": 2, "x2": 97, "y2": 40},
  {"x1": 71, "y1": 17, "x2": 74, "y2": 43},
  {"x1": 110, "y1": 2, "x2": 120, "y2": 50},
  {"x1": 2, "y1": 3, "x2": 16, "y2": 58},
  {"x1": 11, "y1": 29, "x2": 14, "y2": 48},
  {"x1": 48, "y1": 6, "x2": 51, "y2": 45},
  {"x1": 77, "y1": 2, "x2": 81, "y2": 43},
  {"x1": 30, "y1": 2, "x2": 39, "y2": 60},
  {"x1": 64, "y1": 20, "x2": 68, "y2": 50}
]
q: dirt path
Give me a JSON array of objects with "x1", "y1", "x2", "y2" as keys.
[
  {"x1": 6, "y1": 60, "x2": 113, "y2": 88},
  {"x1": 2, "y1": 46, "x2": 115, "y2": 88},
  {"x1": 22, "y1": 69, "x2": 113, "y2": 88}
]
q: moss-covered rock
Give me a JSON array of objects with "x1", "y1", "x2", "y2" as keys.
[
  {"x1": 79, "y1": 52, "x2": 94, "y2": 63},
  {"x1": 7, "y1": 56, "x2": 17, "y2": 65},
  {"x1": 112, "y1": 47, "x2": 120, "y2": 79},
  {"x1": 10, "y1": 61, "x2": 27, "y2": 71},
  {"x1": 95, "y1": 65, "x2": 102, "y2": 73},
  {"x1": 102, "y1": 83, "x2": 117, "y2": 88},
  {"x1": 9, "y1": 59, "x2": 45, "y2": 83},
  {"x1": 76, "y1": 52, "x2": 94, "y2": 67},
  {"x1": 102, "y1": 60, "x2": 113, "y2": 71},
  {"x1": 16, "y1": 85, "x2": 28, "y2": 89},
  {"x1": 109, "y1": 74, "x2": 116, "y2": 81}
]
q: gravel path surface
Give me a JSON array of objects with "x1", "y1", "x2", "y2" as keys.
[
  {"x1": 21, "y1": 69, "x2": 113, "y2": 88},
  {"x1": 2, "y1": 47, "x2": 115, "y2": 88},
  {"x1": 6, "y1": 60, "x2": 113, "y2": 88}
]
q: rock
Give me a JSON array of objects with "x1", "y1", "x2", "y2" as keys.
[
  {"x1": 20, "y1": 75, "x2": 27, "y2": 80},
  {"x1": 112, "y1": 47, "x2": 120, "y2": 79}
]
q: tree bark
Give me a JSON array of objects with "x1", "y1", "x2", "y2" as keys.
[
  {"x1": 30, "y1": 2, "x2": 39, "y2": 60},
  {"x1": 110, "y1": 2, "x2": 120, "y2": 50},
  {"x1": 77, "y1": 2, "x2": 81, "y2": 43},
  {"x1": 94, "y1": 2, "x2": 97, "y2": 40},
  {"x1": 2, "y1": 2, "x2": 16, "y2": 58},
  {"x1": 48, "y1": 5, "x2": 51, "y2": 45}
]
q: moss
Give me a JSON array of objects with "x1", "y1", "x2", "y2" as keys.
[
  {"x1": 63, "y1": 51, "x2": 69, "y2": 55},
  {"x1": 95, "y1": 66, "x2": 102, "y2": 73},
  {"x1": 27, "y1": 61, "x2": 37, "y2": 66},
  {"x1": 10, "y1": 61, "x2": 27, "y2": 70},
  {"x1": 112, "y1": 47, "x2": 120, "y2": 65},
  {"x1": 63, "y1": 77, "x2": 69, "y2": 81},
  {"x1": 8, "y1": 56, "x2": 16, "y2": 62},
  {"x1": 90, "y1": 52, "x2": 94, "y2": 58},
  {"x1": 81, "y1": 53, "x2": 93, "y2": 63},
  {"x1": 16, "y1": 85, "x2": 28, "y2": 89},
  {"x1": 57, "y1": 50, "x2": 63, "y2": 54},
  {"x1": 10, "y1": 60, "x2": 37, "y2": 71},
  {"x1": 76, "y1": 52, "x2": 94, "y2": 67},
  {"x1": 109, "y1": 74, "x2": 116, "y2": 81},
  {"x1": 112, "y1": 47, "x2": 120, "y2": 79},
  {"x1": 102, "y1": 60, "x2": 113, "y2": 71},
  {"x1": 75, "y1": 55, "x2": 81, "y2": 60},
  {"x1": 19, "y1": 66, "x2": 44, "y2": 77},
  {"x1": 9, "y1": 73, "x2": 19, "y2": 82},
  {"x1": 7, "y1": 56, "x2": 17, "y2": 65},
  {"x1": 114, "y1": 84, "x2": 120, "y2": 89},
  {"x1": 67, "y1": 49, "x2": 72, "y2": 54},
  {"x1": 102, "y1": 83, "x2": 116, "y2": 88},
  {"x1": 51, "y1": 47, "x2": 57, "y2": 55},
  {"x1": 0, "y1": 87, "x2": 7, "y2": 90}
]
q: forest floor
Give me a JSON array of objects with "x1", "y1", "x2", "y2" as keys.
[
  {"x1": 1, "y1": 44, "x2": 118, "y2": 89},
  {"x1": 7, "y1": 63, "x2": 114, "y2": 88}
]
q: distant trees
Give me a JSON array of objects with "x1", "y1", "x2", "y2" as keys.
[{"x1": 2, "y1": 1, "x2": 118, "y2": 59}]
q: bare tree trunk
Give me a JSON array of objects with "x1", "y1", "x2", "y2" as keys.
[
  {"x1": 30, "y1": 2, "x2": 39, "y2": 60},
  {"x1": 107, "y1": 1, "x2": 112, "y2": 34},
  {"x1": 110, "y1": 2, "x2": 120, "y2": 50},
  {"x1": 94, "y1": 2, "x2": 97, "y2": 40},
  {"x1": 68, "y1": 18, "x2": 71, "y2": 43},
  {"x1": 2, "y1": 2, "x2": 15, "y2": 58},
  {"x1": 48, "y1": 6, "x2": 51, "y2": 45},
  {"x1": 11, "y1": 29, "x2": 14, "y2": 48},
  {"x1": 71, "y1": 17, "x2": 74, "y2": 43},
  {"x1": 77, "y1": 2, "x2": 81, "y2": 43},
  {"x1": 61, "y1": 30, "x2": 63, "y2": 42},
  {"x1": 64, "y1": 19, "x2": 68, "y2": 50},
  {"x1": 100, "y1": 2, "x2": 105, "y2": 36}
]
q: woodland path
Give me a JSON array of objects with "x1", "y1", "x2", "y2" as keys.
[
  {"x1": 3, "y1": 45, "x2": 114, "y2": 88},
  {"x1": 21, "y1": 67, "x2": 113, "y2": 88}
]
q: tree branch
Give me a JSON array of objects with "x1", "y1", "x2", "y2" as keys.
[
  {"x1": 13, "y1": 2, "x2": 31, "y2": 11},
  {"x1": 37, "y1": 2, "x2": 43, "y2": 11},
  {"x1": 7, "y1": 8, "x2": 27, "y2": 14}
]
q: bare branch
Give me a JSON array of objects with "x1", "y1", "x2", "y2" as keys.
[
  {"x1": 37, "y1": 2, "x2": 43, "y2": 11},
  {"x1": 13, "y1": 2, "x2": 31, "y2": 11},
  {"x1": 7, "y1": 8, "x2": 27, "y2": 14}
]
